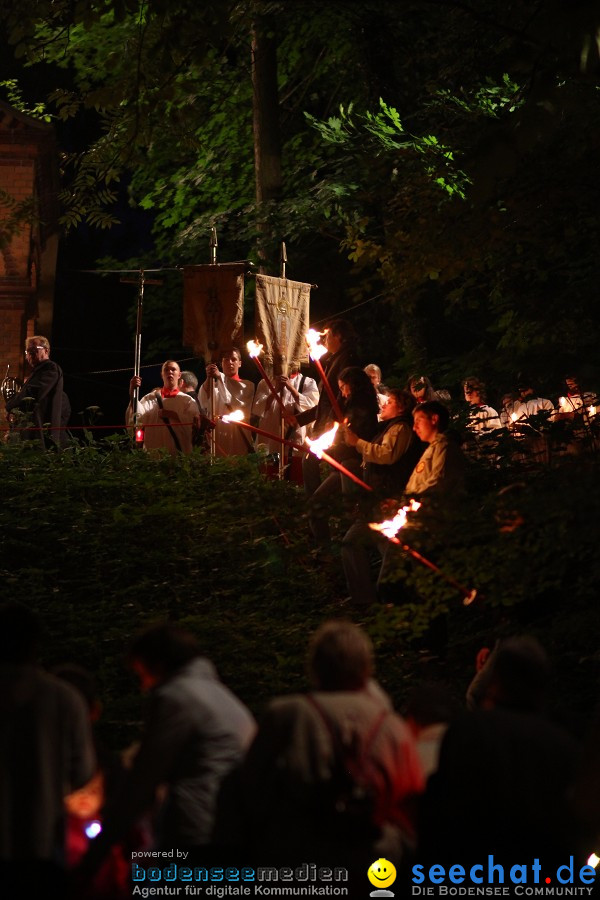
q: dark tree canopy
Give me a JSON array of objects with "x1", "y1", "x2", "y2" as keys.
[{"x1": 1, "y1": 0, "x2": 599, "y2": 391}]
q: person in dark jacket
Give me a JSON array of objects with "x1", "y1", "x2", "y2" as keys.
[
  {"x1": 78, "y1": 624, "x2": 255, "y2": 884},
  {"x1": 294, "y1": 319, "x2": 360, "y2": 498},
  {"x1": 307, "y1": 365, "x2": 379, "y2": 546},
  {"x1": 341, "y1": 389, "x2": 424, "y2": 606},
  {"x1": 5, "y1": 335, "x2": 65, "y2": 447}
]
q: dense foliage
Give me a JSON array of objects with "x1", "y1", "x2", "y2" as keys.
[
  {"x1": 0, "y1": 2, "x2": 598, "y2": 745},
  {"x1": 1, "y1": 438, "x2": 598, "y2": 745},
  {"x1": 2, "y1": 1, "x2": 599, "y2": 387}
]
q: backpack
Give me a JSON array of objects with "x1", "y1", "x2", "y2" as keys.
[{"x1": 306, "y1": 694, "x2": 388, "y2": 843}]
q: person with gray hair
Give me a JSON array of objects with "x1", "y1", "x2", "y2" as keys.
[
  {"x1": 178, "y1": 370, "x2": 199, "y2": 398},
  {"x1": 364, "y1": 364, "x2": 387, "y2": 415},
  {"x1": 5, "y1": 335, "x2": 67, "y2": 447},
  {"x1": 231, "y1": 620, "x2": 424, "y2": 868}
]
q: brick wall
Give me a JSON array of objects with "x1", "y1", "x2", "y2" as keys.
[{"x1": 0, "y1": 102, "x2": 58, "y2": 416}]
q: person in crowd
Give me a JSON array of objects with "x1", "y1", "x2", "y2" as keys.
[
  {"x1": 306, "y1": 365, "x2": 379, "y2": 546},
  {"x1": 127, "y1": 360, "x2": 200, "y2": 455},
  {"x1": 462, "y1": 377, "x2": 501, "y2": 434},
  {"x1": 224, "y1": 620, "x2": 424, "y2": 875},
  {"x1": 54, "y1": 663, "x2": 148, "y2": 900},
  {"x1": 364, "y1": 363, "x2": 383, "y2": 389},
  {"x1": 418, "y1": 636, "x2": 584, "y2": 868},
  {"x1": 177, "y1": 369, "x2": 217, "y2": 452},
  {"x1": 178, "y1": 370, "x2": 199, "y2": 401},
  {"x1": 555, "y1": 372, "x2": 598, "y2": 454},
  {"x1": 465, "y1": 635, "x2": 550, "y2": 713},
  {"x1": 200, "y1": 348, "x2": 255, "y2": 456},
  {"x1": 293, "y1": 319, "x2": 360, "y2": 494},
  {"x1": 556, "y1": 373, "x2": 597, "y2": 416},
  {"x1": 510, "y1": 378, "x2": 554, "y2": 464},
  {"x1": 498, "y1": 390, "x2": 521, "y2": 429},
  {"x1": 79, "y1": 623, "x2": 256, "y2": 880},
  {"x1": 405, "y1": 401, "x2": 465, "y2": 498},
  {"x1": 340, "y1": 389, "x2": 425, "y2": 606},
  {"x1": 0, "y1": 603, "x2": 96, "y2": 899},
  {"x1": 364, "y1": 363, "x2": 387, "y2": 413},
  {"x1": 513, "y1": 378, "x2": 554, "y2": 421},
  {"x1": 252, "y1": 363, "x2": 318, "y2": 455},
  {"x1": 405, "y1": 682, "x2": 457, "y2": 780},
  {"x1": 343, "y1": 401, "x2": 464, "y2": 622},
  {"x1": 345, "y1": 388, "x2": 423, "y2": 494},
  {"x1": 5, "y1": 335, "x2": 67, "y2": 448},
  {"x1": 407, "y1": 374, "x2": 451, "y2": 405}
]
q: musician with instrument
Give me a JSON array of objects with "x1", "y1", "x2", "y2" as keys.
[{"x1": 4, "y1": 336, "x2": 65, "y2": 447}]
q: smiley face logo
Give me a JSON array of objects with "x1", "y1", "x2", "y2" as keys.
[{"x1": 368, "y1": 857, "x2": 397, "y2": 891}]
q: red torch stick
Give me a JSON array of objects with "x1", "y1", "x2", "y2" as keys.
[
  {"x1": 369, "y1": 502, "x2": 477, "y2": 605},
  {"x1": 247, "y1": 341, "x2": 288, "y2": 418},
  {"x1": 305, "y1": 329, "x2": 344, "y2": 422},
  {"x1": 312, "y1": 356, "x2": 344, "y2": 423},
  {"x1": 390, "y1": 535, "x2": 477, "y2": 606},
  {"x1": 319, "y1": 449, "x2": 372, "y2": 491},
  {"x1": 220, "y1": 415, "x2": 303, "y2": 452},
  {"x1": 219, "y1": 415, "x2": 373, "y2": 492}
]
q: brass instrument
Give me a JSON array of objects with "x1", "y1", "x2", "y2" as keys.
[{"x1": 1, "y1": 364, "x2": 22, "y2": 403}]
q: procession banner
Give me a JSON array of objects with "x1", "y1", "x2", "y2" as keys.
[
  {"x1": 183, "y1": 264, "x2": 246, "y2": 363},
  {"x1": 254, "y1": 274, "x2": 311, "y2": 376}
]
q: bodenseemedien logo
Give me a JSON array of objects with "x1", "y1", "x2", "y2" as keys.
[{"x1": 368, "y1": 858, "x2": 397, "y2": 897}]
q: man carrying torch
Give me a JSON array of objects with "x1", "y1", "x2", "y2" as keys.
[
  {"x1": 341, "y1": 399, "x2": 466, "y2": 610},
  {"x1": 199, "y1": 348, "x2": 255, "y2": 456},
  {"x1": 290, "y1": 319, "x2": 359, "y2": 497}
]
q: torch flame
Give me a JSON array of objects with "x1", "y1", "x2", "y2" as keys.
[
  {"x1": 306, "y1": 422, "x2": 339, "y2": 458},
  {"x1": 306, "y1": 328, "x2": 328, "y2": 361},
  {"x1": 221, "y1": 409, "x2": 245, "y2": 423},
  {"x1": 247, "y1": 339, "x2": 263, "y2": 358},
  {"x1": 369, "y1": 499, "x2": 422, "y2": 540},
  {"x1": 587, "y1": 853, "x2": 600, "y2": 869},
  {"x1": 510, "y1": 412, "x2": 518, "y2": 422},
  {"x1": 589, "y1": 406, "x2": 596, "y2": 417}
]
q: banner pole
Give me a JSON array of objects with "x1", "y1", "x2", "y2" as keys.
[
  {"x1": 278, "y1": 241, "x2": 288, "y2": 480},
  {"x1": 209, "y1": 229, "x2": 218, "y2": 461}
]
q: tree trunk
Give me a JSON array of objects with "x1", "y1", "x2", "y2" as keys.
[{"x1": 251, "y1": 15, "x2": 282, "y2": 272}]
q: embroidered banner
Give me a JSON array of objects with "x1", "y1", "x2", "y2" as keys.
[
  {"x1": 254, "y1": 274, "x2": 311, "y2": 376},
  {"x1": 183, "y1": 264, "x2": 246, "y2": 363}
]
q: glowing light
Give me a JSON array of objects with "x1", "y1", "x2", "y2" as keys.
[
  {"x1": 462, "y1": 589, "x2": 478, "y2": 607},
  {"x1": 510, "y1": 413, "x2": 518, "y2": 422},
  {"x1": 587, "y1": 853, "x2": 600, "y2": 869},
  {"x1": 221, "y1": 410, "x2": 245, "y2": 423},
  {"x1": 369, "y1": 499, "x2": 422, "y2": 540},
  {"x1": 246, "y1": 339, "x2": 263, "y2": 358},
  {"x1": 306, "y1": 422, "x2": 339, "y2": 457},
  {"x1": 306, "y1": 329, "x2": 328, "y2": 361},
  {"x1": 135, "y1": 428, "x2": 144, "y2": 443},
  {"x1": 589, "y1": 406, "x2": 596, "y2": 417},
  {"x1": 85, "y1": 821, "x2": 102, "y2": 839},
  {"x1": 558, "y1": 396, "x2": 568, "y2": 411}
]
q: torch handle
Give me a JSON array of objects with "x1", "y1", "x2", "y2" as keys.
[
  {"x1": 253, "y1": 358, "x2": 288, "y2": 417},
  {"x1": 313, "y1": 357, "x2": 344, "y2": 422}
]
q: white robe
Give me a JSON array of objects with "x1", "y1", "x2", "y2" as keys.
[
  {"x1": 126, "y1": 390, "x2": 199, "y2": 455},
  {"x1": 200, "y1": 374, "x2": 255, "y2": 456},
  {"x1": 252, "y1": 373, "x2": 319, "y2": 454}
]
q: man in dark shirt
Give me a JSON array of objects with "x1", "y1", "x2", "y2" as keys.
[
  {"x1": 293, "y1": 319, "x2": 360, "y2": 497},
  {"x1": 5, "y1": 336, "x2": 64, "y2": 447}
]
